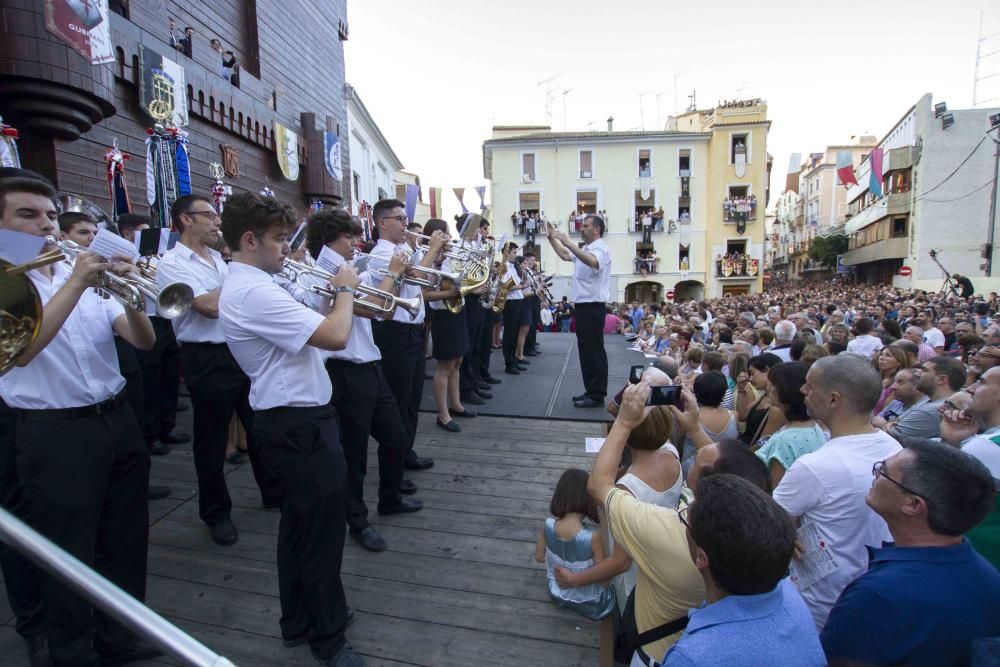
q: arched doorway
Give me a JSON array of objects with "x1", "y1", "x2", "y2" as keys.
[
  {"x1": 673, "y1": 280, "x2": 704, "y2": 302},
  {"x1": 625, "y1": 280, "x2": 663, "y2": 305}
]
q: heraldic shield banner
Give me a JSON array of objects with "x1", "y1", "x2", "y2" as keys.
[
  {"x1": 139, "y1": 46, "x2": 189, "y2": 126},
  {"x1": 275, "y1": 123, "x2": 300, "y2": 181}
]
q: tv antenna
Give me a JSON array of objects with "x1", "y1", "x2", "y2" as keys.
[
  {"x1": 537, "y1": 75, "x2": 562, "y2": 126},
  {"x1": 973, "y1": 11, "x2": 1000, "y2": 107}
]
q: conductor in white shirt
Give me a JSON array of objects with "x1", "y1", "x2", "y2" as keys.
[
  {"x1": 546, "y1": 215, "x2": 612, "y2": 408},
  {"x1": 0, "y1": 177, "x2": 162, "y2": 665},
  {"x1": 217, "y1": 193, "x2": 364, "y2": 666}
]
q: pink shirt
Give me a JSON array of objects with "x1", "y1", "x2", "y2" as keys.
[{"x1": 603, "y1": 313, "x2": 620, "y2": 334}]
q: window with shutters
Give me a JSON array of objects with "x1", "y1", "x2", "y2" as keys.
[
  {"x1": 521, "y1": 153, "x2": 536, "y2": 181},
  {"x1": 579, "y1": 150, "x2": 593, "y2": 178}
]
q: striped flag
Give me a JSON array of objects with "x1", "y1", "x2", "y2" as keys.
[
  {"x1": 868, "y1": 148, "x2": 884, "y2": 197},
  {"x1": 404, "y1": 184, "x2": 419, "y2": 224},
  {"x1": 429, "y1": 187, "x2": 443, "y2": 218},
  {"x1": 786, "y1": 153, "x2": 801, "y2": 193},
  {"x1": 836, "y1": 151, "x2": 858, "y2": 187}
]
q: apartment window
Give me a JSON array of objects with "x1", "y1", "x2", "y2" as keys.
[
  {"x1": 730, "y1": 133, "x2": 748, "y2": 163},
  {"x1": 522, "y1": 153, "x2": 536, "y2": 181},
  {"x1": 638, "y1": 149, "x2": 651, "y2": 177},
  {"x1": 678, "y1": 149, "x2": 690, "y2": 175},
  {"x1": 576, "y1": 190, "x2": 597, "y2": 215},
  {"x1": 726, "y1": 239, "x2": 747, "y2": 256},
  {"x1": 518, "y1": 191, "x2": 540, "y2": 215},
  {"x1": 680, "y1": 176, "x2": 690, "y2": 198},
  {"x1": 352, "y1": 172, "x2": 360, "y2": 201},
  {"x1": 678, "y1": 245, "x2": 690, "y2": 270},
  {"x1": 892, "y1": 217, "x2": 908, "y2": 238},
  {"x1": 395, "y1": 184, "x2": 406, "y2": 200},
  {"x1": 579, "y1": 150, "x2": 593, "y2": 178}
]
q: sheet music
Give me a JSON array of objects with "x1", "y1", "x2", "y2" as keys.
[
  {"x1": 789, "y1": 521, "x2": 839, "y2": 590},
  {"x1": 585, "y1": 437, "x2": 606, "y2": 453},
  {"x1": 90, "y1": 229, "x2": 139, "y2": 262},
  {"x1": 0, "y1": 230, "x2": 46, "y2": 265}
]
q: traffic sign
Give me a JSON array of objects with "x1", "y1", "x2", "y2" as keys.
[
  {"x1": 899, "y1": 266, "x2": 912, "y2": 277},
  {"x1": 666, "y1": 290, "x2": 675, "y2": 300}
]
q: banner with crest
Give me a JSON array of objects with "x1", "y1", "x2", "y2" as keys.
[
  {"x1": 274, "y1": 123, "x2": 300, "y2": 181},
  {"x1": 139, "y1": 46, "x2": 188, "y2": 126}
]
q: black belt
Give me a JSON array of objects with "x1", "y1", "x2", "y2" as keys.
[
  {"x1": 374, "y1": 320, "x2": 423, "y2": 330},
  {"x1": 18, "y1": 391, "x2": 128, "y2": 421},
  {"x1": 325, "y1": 359, "x2": 379, "y2": 370},
  {"x1": 180, "y1": 341, "x2": 227, "y2": 348},
  {"x1": 255, "y1": 404, "x2": 335, "y2": 419}
]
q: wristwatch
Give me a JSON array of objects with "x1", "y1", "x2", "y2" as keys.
[{"x1": 333, "y1": 286, "x2": 356, "y2": 298}]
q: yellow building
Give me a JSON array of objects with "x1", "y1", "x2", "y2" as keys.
[{"x1": 482, "y1": 99, "x2": 771, "y2": 303}]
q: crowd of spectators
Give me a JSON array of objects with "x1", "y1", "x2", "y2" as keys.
[{"x1": 536, "y1": 279, "x2": 1000, "y2": 665}]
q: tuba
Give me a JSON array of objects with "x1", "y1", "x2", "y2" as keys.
[{"x1": 0, "y1": 262, "x2": 45, "y2": 375}]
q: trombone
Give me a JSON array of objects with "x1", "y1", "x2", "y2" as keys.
[
  {"x1": 356, "y1": 249, "x2": 461, "y2": 290},
  {"x1": 280, "y1": 258, "x2": 421, "y2": 317},
  {"x1": 46, "y1": 237, "x2": 194, "y2": 320}
]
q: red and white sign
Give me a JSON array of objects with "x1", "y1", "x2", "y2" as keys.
[
  {"x1": 45, "y1": 0, "x2": 115, "y2": 65},
  {"x1": 898, "y1": 266, "x2": 912, "y2": 277},
  {"x1": 666, "y1": 290, "x2": 675, "y2": 300}
]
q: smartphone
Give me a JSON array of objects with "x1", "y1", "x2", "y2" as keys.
[
  {"x1": 629, "y1": 365, "x2": 645, "y2": 384},
  {"x1": 647, "y1": 385, "x2": 684, "y2": 408}
]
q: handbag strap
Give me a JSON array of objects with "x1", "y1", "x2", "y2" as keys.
[{"x1": 634, "y1": 613, "x2": 690, "y2": 648}]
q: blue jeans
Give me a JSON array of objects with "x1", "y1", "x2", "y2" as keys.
[{"x1": 560, "y1": 319, "x2": 571, "y2": 333}]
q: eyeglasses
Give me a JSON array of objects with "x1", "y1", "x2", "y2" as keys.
[
  {"x1": 872, "y1": 460, "x2": 930, "y2": 502},
  {"x1": 677, "y1": 504, "x2": 691, "y2": 530},
  {"x1": 379, "y1": 214, "x2": 408, "y2": 224},
  {"x1": 186, "y1": 210, "x2": 221, "y2": 220}
]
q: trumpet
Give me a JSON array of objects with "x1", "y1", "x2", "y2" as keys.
[
  {"x1": 280, "y1": 258, "x2": 421, "y2": 317},
  {"x1": 358, "y1": 249, "x2": 461, "y2": 290},
  {"x1": 404, "y1": 230, "x2": 491, "y2": 262},
  {"x1": 46, "y1": 237, "x2": 194, "y2": 320}
]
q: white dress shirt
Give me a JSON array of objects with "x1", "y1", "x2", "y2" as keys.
[
  {"x1": 773, "y1": 430, "x2": 901, "y2": 629},
  {"x1": 571, "y1": 238, "x2": 611, "y2": 303},
  {"x1": 846, "y1": 334, "x2": 882, "y2": 360},
  {"x1": 156, "y1": 241, "x2": 227, "y2": 343},
  {"x1": 0, "y1": 262, "x2": 126, "y2": 409},
  {"x1": 426, "y1": 256, "x2": 459, "y2": 311},
  {"x1": 504, "y1": 261, "x2": 524, "y2": 300},
  {"x1": 219, "y1": 262, "x2": 332, "y2": 410},
  {"x1": 367, "y1": 239, "x2": 424, "y2": 324},
  {"x1": 298, "y1": 252, "x2": 381, "y2": 364}
]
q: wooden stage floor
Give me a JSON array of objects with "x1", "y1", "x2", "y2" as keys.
[{"x1": 1, "y1": 412, "x2": 604, "y2": 666}]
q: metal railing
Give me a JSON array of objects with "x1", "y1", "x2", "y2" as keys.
[{"x1": 0, "y1": 507, "x2": 236, "y2": 667}]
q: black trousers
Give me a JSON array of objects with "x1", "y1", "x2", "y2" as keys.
[
  {"x1": 0, "y1": 399, "x2": 43, "y2": 641},
  {"x1": 181, "y1": 343, "x2": 277, "y2": 525},
  {"x1": 252, "y1": 405, "x2": 348, "y2": 659},
  {"x1": 17, "y1": 400, "x2": 149, "y2": 665},
  {"x1": 502, "y1": 299, "x2": 524, "y2": 366},
  {"x1": 114, "y1": 337, "x2": 144, "y2": 423},
  {"x1": 478, "y1": 308, "x2": 498, "y2": 379},
  {"x1": 135, "y1": 316, "x2": 181, "y2": 444},
  {"x1": 526, "y1": 295, "x2": 541, "y2": 350},
  {"x1": 327, "y1": 360, "x2": 405, "y2": 531},
  {"x1": 459, "y1": 296, "x2": 485, "y2": 395},
  {"x1": 372, "y1": 321, "x2": 425, "y2": 458},
  {"x1": 574, "y1": 301, "x2": 609, "y2": 399}
]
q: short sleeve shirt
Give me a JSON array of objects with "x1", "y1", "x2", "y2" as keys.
[
  {"x1": 571, "y1": 238, "x2": 611, "y2": 303},
  {"x1": 156, "y1": 241, "x2": 227, "y2": 343}
]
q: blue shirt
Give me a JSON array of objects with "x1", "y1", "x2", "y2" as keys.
[
  {"x1": 821, "y1": 539, "x2": 1000, "y2": 667},
  {"x1": 662, "y1": 579, "x2": 824, "y2": 666},
  {"x1": 630, "y1": 307, "x2": 645, "y2": 332}
]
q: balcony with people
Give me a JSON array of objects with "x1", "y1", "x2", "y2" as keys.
[
  {"x1": 633, "y1": 244, "x2": 659, "y2": 275},
  {"x1": 714, "y1": 251, "x2": 761, "y2": 279},
  {"x1": 722, "y1": 194, "x2": 758, "y2": 224}
]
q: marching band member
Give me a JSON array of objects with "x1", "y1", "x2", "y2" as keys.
[
  {"x1": 458, "y1": 215, "x2": 494, "y2": 406},
  {"x1": 369, "y1": 199, "x2": 444, "y2": 477},
  {"x1": 217, "y1": 193, "x2": 363, "y2": 666},
  {"x1": 156, "y1": 195, "x2": 278, "y2": 546},
  {"x1": 0, "y1": 177, "x2": 162, "y2": 665},
  {"x1": 423, "y1": 218, "x2": 475, "y2": 433},
  {"x1": 300, "y1": 209, "x2": 421, "y2": 553},
  {"x1": 501, "y1": 241, "x2": 529, "y2": 375},
  {"x1": 523, "y1": 251, "x2": 542, "y2": 356}
]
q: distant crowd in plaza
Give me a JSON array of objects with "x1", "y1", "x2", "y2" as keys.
[{"x1": 536, "y1": 276, "x2": 1000, "y2": 666}]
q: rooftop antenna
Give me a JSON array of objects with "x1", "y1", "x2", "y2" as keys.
[
  {"x1": 562, "y1": 88, "x2": 573, "y2": 131},
  {"x1": 537, "y1": 75, "x2": 561, "y2": 126},
  {"x1": 687, "y1": 90, "x2": 697, "y2": 112},
  {"x1": 973, "y1": 11, "x2": 1000, "y2": 107}
]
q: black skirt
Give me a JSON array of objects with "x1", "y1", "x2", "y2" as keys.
[{"x1": 431, "y1": 307, "x2": 470, "y2": 360}]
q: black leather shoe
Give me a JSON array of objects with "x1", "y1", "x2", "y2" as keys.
[
  {"x1": 148, "y1": 485, "x2": 171, "y2": 501},
  {"x1": 477, "y1": 381, "x2": 493, "y2": 390},
  {"x1": 451, "y1": 409, "x2": 476, "y2": 419},
  {"x1": 404, "y1": 454, "x2": 434, "y2": 470},
  {"x1": 147, "y1": 440, "x2": 170, "y2": 456},
  {"x1": 98, "y1": 639, "x2": 164, "y2": 666},
  {"x1": 525, "y1": 350, "x2": 538, "y2": 357},
  {"x1": 516, "y1": 358, "x2": 530, "y2": 365},
  {"x1": 24, "y1": 633, "x2": 49, "y2": 667},
  {"x1": 436, "y1": 418, "x2": 461, "y2": 433},
  {"x1": 310, "y1": 642, "x2": 365, "y2": 667},
  {"x1": 378, "y1": 497, "x2": 424, "y2": 515},
  {"x1": 209, "y1": 520, "x2": 239, "y2": 546},
  {"x1": 176, "y1": 403, "x2": 190, "y2": 413},
  {"x1": 349, "y1": 526, "x2": 386, "y2": 552},
  {"x1": 572, "y1": 393, "x2": 588, "y2": 401},
  {"x1": 504, "y1": 365, "x2": 520, "y2": 375},
  {"x1": 400, "y1": 478, "x2": 417, "y2": 495},
  {"x1": 573, "y1": 397, "x2": 603, "y2": 408},
  {"x1": 159, "y1": 431, "x2": 191, "y2": 445},
  {"x1": 516, "y1": 364, "x2": 528, "y2": 372},
  {"x1": 462, "y1": 392, "x2": 485, "y2": 405},
  {"x1": 475, "y1": 388, "x2": 493, "y2": 400},
  {"x1": 483, "y1": 376, "x2": 502, "y2": 384}
]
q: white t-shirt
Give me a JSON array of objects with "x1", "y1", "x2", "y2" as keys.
[
  {"x1": 846, "y1": 334, "x2": 882, "y2": 360},
  {"x1": 962, "y1": 428, "x2": 1000, "y2": 482},
  {"x1": 923, "y1": 327, "x2": 945, "y2": 350},
  {"x1": 772, "y1": 429, "x2": 901, "y2": 630}
]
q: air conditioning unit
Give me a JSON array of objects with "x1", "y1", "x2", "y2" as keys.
[
  {"x1": 581, "y1": 171, "x2": 592, "y2": 178},
  {"x1": 522, "y1": 174, "x2": 534, "y2": 183}
]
